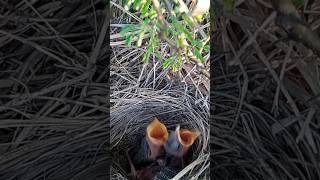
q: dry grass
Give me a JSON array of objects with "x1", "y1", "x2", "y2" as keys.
[{"x1": 110, "y1": 0, "x2": 210, "y2": 179}]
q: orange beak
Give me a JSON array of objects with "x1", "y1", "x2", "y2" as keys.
[
  {"x1": 146, "y1": 118, "x2": 169, "y2": 159},
  {"x1": 165, "y1": 125, "x2": 200, "y2": 158},
  {"x1": 177, "y1": 126, "x2": 200, "y2": 156}
]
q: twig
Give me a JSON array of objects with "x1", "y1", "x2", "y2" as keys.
[{"x1": 176, "y1": 0, "x2": 207, "y2": 39}]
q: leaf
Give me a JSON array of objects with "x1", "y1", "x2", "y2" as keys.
[
  {"x1": 177, "y1": 33, "x2": 187, "y2": 48},
  {"x1": 195, "y1": 15, "x2": 205, "y2": 22},
  {"x1": 293, "y1": 0, "x2": 305, "y2": 7},
  {"x1": 137, "y1": 24, "x2": 146, "y2": 47},
  {"x1": 172, "y1": 63, "x2": 178, "y2": 72},
  {"x1": 182, "y1": 14, "x2": 194, "y2": 27},
  {"x1": 141, "y1": 0, "x2": 151, "y2": 17},
  {"x1": 178, "y1": 56, "x2": 183, "y2": 65},
  {"x1": 156, "y1": 50, "x2": 161, "y2": 60},
  {"x1": 120, "y1": 25, "x2": 135, "y2": 37},
  {"x1": 191, "y1": 40, "x2": 203, "y2": 49},
  {"x1": 171, "y1": 17, "x2": 193, "y2": 41},
  {"x1": 203, "y1": 45, "x2": 210, "y2": 52},
  {"x1": 163, "y1": 57, "x2": 174, "y2": 69},
  {"x1": 194, "y1": 49, "x2": 205, "y2": 64},
  {"x1": 142, "y1": 46, "x2": 152, "y2": 64},
  {"x1": 150, "y1": 10, "x2": 157, "y2": 19},
  {"x1": 125, "y1": 35, "x2": 133, "y2": 46},
  {"x1": 124, "y1": 0, "x2": 134, "y2": 10},
  {"x1": 133, "y1": 0, "x2": 142, "y2": 11}
]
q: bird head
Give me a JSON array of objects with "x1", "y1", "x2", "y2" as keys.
[
  {"x1": 178, "y1": 127, "x2": 200, "y2": 148},
  {"x1": 165, "y1": 125, "x2": 200, "y2": 157},
  {"x1": 146, "y1": 118, "x2": 169, "y2": 159}
]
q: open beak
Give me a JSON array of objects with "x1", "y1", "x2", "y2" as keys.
[
  {"x1": 165, "y1": 125, "x2": 200, "y2": 157},
  {"x1": 146, "y1": 118, "x2": 168, "y2": 159},
  {"x1": 178, "y1": 127, "x2": 200, "y2": 155},
  {"x1": 164, "y1": 125, "x2": 200, "y2": 169}
]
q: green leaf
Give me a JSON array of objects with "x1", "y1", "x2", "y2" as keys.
[
  {"x1": 203, "y1": 45, "x2": 210, "y2": 52},
  {"x1": 124, "y1": 0, "x2": 134, "y2": 10},
  {"x1": 171, "y1": 17, "x2": 193, "y2": 41},
  {"x1": 120, "y1": 25, "x2": 135, "y2": 37},
  {"x1": 156, "y1": 50, "x2": 161, "y2": 60},
  {"x1": 133, "y1": 0, "x2": 142, "y2": 11},
  {"x1": 163, "y1": 57, "x2": 174, "y2": 69},
  {"x1": 177, "y1": 33, "x2": 186, "y2": 48},
  {"x1": 293, "y1": 0, "x2": 304, "y2": 7},
  {"x1": 141, "y1": 0, "x2": 151, "y2": 17},
  {"x1": 192, "y1": 40, "x2": 203, "y2": 49},
  {"x1": 194, "y1": 49, "x2": 205, "y2": 64},
  {"x1": 125, "y1": 35, "x2": 133, "y2": 46},
  {"x1": 195, "y1": 15, "x2": 205, "y2": 22},
  {"x1": 137, "y1": 24, "x2": 146, "y2": 47},
  {"x1": 150, "y1": 10, "x2": 157, "y2": 19},
  {"x1": 178, "y1": 56, "x2": 183, "y2": 65},
  {"x1": 181, "y1": 14, "x2": 194, "y2": 27},
  {"x1": 143, "y1": 46, "x2": 152, "y2": 64},
  {"x1": 172, "y1": 63, "x2": 178, "y2": 72}
]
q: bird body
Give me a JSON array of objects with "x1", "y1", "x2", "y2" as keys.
[
  {"x1": 126, "y1": 148, "x2": 164, "y2": 180},
  {"x1": 136, "y1": 163, "x2": 163, "y2": 180},
  {"x1": 164, "y1": 125, "x2": 200, "y2": 169},
  {"x1": 165, "y1": 125, "x2": 200, "y2": 157},
  {"x1": 128, "y1": 162, "x2": 178, "y2": 180},
  {"x1": 146, "y1": 118, "x2": 169, "y2": 159},
  {"x1": 126, "y1": 119, "x2": 199, "y2": 180},
  {"x1": 132, "y1": 118, "x2": 168, "y2": 165}
]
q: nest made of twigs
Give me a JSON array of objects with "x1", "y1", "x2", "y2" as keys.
[{"x1": 110, "y1": 89, "x2": 210, "y2": 180}]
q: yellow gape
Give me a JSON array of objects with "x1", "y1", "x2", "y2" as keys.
[
  {"x1": 147, "y1": 118, "x2": 169, "y2": 145},
  {"x1": 178, "y1": 129, "x2": 201, "y2": 147},
  {"x1": 146, "y1": 118, "x2": 169, "y2": 159}
]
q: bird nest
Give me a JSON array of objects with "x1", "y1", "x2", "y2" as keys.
[{"x1": 110, "y1": 89, "x2": 210, "y2": 179}]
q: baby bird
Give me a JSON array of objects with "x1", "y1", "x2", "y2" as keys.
[
  {"x1": 164, "y1": 125, "x2": 200, "y2": 169},
  {"x1": 132, "y1": 118, "x2": 169, "y2": 165},
  {"x1": 126, "y1": 148, "x2": 179, "y2": 180}
]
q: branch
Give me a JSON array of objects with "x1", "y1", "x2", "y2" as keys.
[
  {"x1": 176, "y1": 0, "x2": 207, "y2": 39},
  {"x1": 150, "y1": 0, "x2": 209, "y2": 78}
]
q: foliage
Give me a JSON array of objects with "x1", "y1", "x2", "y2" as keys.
[
  {"x1": 120, "y1": 0, "x2": 209, "y2": 72},
  {"x1": 293, "y1": 0, "x2": 305, "y2": 7}
]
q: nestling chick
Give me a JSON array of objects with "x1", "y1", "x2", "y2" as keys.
[
  {"x1": 126, "y1": 147, "x2": 167, "y2": 180},
  {"x1": 164, "y1": 125, "x2": 200, "y2": 169},
  {"x1": 132, "y1": 118, "x2": 169, "y2": 165}
]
